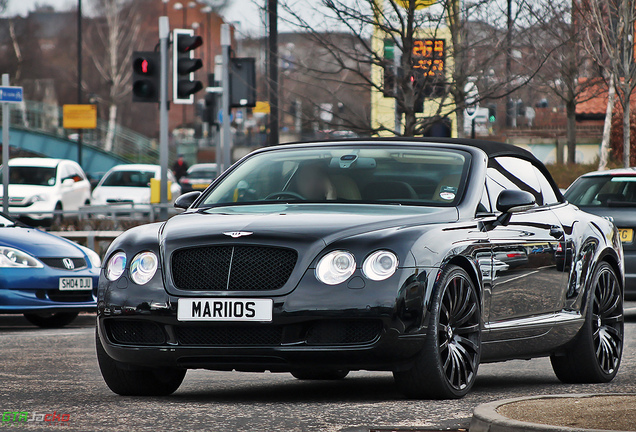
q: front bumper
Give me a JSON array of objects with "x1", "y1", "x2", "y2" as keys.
[
  {"x1": 0, "y1": 267, "x2": 99, "y2": 313},
  {"x1": 97, "y1": 267, "x2": 434, "y2": 372},
  {"x1": 9, "y1": 201, "x2": 56, "y2": 221}
]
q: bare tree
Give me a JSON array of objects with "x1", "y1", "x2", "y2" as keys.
[
  {"x1": 583, "y1": 0, "x2": 636, "y2": 167},
  {"x1": 85, "y1": 0, "x2": 141, "y2": 152},
  {"x1": 276, "y1": 0, "x2": 548, "y2": 137},
  {"x1": 524, "y1": 0, "x2": 602, "y2": 164}
]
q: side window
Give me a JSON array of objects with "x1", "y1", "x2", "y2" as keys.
[
  {"x1": 533, "y1": 166, "x2": 560, "y2": 205},
  {"x1": 487, "y1": 157, "x2": 543, "y2": 206}
]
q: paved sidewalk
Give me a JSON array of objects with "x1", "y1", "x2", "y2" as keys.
[{"x1": 470, "y1": 394, "x2": 636, "y2": 432}]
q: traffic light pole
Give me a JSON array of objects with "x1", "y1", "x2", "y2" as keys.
[
  {"x1": 2, "y1": 74, "x2": 10, "y2": 215},
  {"x1": 221, "y1": 24, "x2": 231, "y2": 173},
  {"x1": 159, "y1": 16, "x2": 170, "y2": 220}
]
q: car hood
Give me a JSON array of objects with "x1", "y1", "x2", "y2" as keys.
[
  {"x1": 162, "y1": 203, "x2": 457, "y2": 246},
  {"x1": 0, "y1": 226, "x2": 83, "y2": 258},
  {"x1": 0, "y1": 184, "x2": 55, "y2": 197},
  {"x1": 159, "y1": 204, "x2": 457, "y2": 295}
]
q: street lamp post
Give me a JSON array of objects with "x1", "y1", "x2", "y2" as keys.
[{"x1": 77, "y1": 0, "x2": 83, "y2": 167}]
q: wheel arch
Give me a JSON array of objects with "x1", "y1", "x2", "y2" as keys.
[
  {"x1": 445, "y1": 255, "x2": 483, "y2": 301},
  {"x1": 597, "y1": 248, "x2": 624, "y2": 294}
]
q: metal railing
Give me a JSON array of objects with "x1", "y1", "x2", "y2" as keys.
[{"x1": 0, "y1": 100, "x2": 159, "y2": 164}]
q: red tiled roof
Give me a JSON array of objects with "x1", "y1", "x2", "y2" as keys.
[{"x1": 576, "y1": 77, "x2": 636, "y2": 115}]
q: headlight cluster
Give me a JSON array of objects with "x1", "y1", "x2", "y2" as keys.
[
  {"x1": 78, "y1": 245, "x2": 101, "y2": 268},
  {"x1": 315, "y1": 249, "x2": 398, "y2": 285},
  {"x1": 0, "y1": 247, "x2": 43, "y2": 268},
  {"x1": 105, "y1": 251, "x2": 159, "y2": 285}
]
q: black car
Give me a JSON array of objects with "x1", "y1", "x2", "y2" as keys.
[
  {"x1": 96, "y1": 139, "x2": 624, "y2": 399},
  {"x1": 178, "y1": 163, "x2": 218, "y2": 193},
  {"x1": 564, "y1": 168, "x2": 636, "y2": 298}
]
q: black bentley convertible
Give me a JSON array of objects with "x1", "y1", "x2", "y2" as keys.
[{"x1": 96, "y1": 139, "x2": 624, "y2": 399}]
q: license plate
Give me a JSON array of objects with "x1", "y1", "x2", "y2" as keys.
[
  {"x1": 177, "y1": 298, "x2": 273, "y2": 322},
  {"x1": 192, "y1": 183, "x2": 209, "y2": 189},
  {"x1": 59, "y1": 277, "x2": 93, "y2": 291},
  {"x1": 619, "y1": 228, "x2": 633, "y2": 243}
]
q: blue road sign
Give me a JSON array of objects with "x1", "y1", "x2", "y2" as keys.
[{"x1": 0, "y1": 86, "x2": 23, "y2": 103}]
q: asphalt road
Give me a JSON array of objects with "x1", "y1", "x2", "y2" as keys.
[{"x1": 1, "y1": 306, "x2": 635, "y2": 432}]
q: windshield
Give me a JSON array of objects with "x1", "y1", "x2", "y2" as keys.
[
  {"x1": 101, "y1": 170, "x2": 155, "y2": 187},
  {"x1": 565, "y1": 175, "x2": 636, "y2": 207},
  {"x1": 198, "y1": 146, "x2": 470, "y2": 207},
  {"x1": 2, "y1": 166, "x2": 57, "y2": 186}
]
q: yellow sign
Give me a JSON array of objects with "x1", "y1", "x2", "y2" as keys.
[
  {"x1": 396, "y1": 0, "x2": 437, "y2": 9},
  {"x1": 253, "y1": 101, "x2": 271, "y2": 114},
  {"x1": 63, "y1": 104, "x2": 97, "y2": 129}
]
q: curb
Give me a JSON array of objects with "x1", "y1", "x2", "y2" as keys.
[{"x1": 469, "y1": 394, "x2": 634, "y2": 432}]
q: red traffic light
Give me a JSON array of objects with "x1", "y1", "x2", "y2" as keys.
[
  {"x1": 177, "y1": 34, "x2": 203, "y2": 53},
  {"x1": 133, "y1": 57, "x2": 154, "y2": 75},
  {"x1": 132, "y1": 51, "x2": 160, "y2": 103}
]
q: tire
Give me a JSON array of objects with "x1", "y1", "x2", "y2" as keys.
[
  {"x1": 96, "y1": 330, "x2": 186, "y2": 396},
  {"x1": 394, "y1": 265, "x2": 481, "y2": 399},
  {"x1": 23, "y1": 312, "x2": 78, "y2": 328},
  {"x1": 551, "y1": 261, "x2": 623, "y2": 383},
  {"x1": 291, "y1": 370, "x2": 349, "y2": 380}
]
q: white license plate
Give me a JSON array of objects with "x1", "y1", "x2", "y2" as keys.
[
  {"x1": 59, "y1": 277, "x2": 93, "y2": 291},
  {"x1": 177, "y1": 298, "x2": 273, "y2": 322}
]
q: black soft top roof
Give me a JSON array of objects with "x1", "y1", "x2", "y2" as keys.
[{"x1": 268, "y1": 137, "x2": 539, "y2": 162}]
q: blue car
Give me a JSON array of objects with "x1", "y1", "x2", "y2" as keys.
[{"x1": 0, "y1": 212, "x2": 99, "y2": 327}]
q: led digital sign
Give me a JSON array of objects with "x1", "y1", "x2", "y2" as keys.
[{"x1": 412, "y1": 39, "x2": 445, "y2": 78}]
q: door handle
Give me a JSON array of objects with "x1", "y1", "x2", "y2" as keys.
[{"x1": 549, "y1": 225, "x2": 564, "y2": 239}]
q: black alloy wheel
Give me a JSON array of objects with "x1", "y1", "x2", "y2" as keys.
[
  {"x1": 394, "y1": 265, "x2": 481, "y2": 399},
  {"x1": 551, "y1": 261, "x2": 623, "y2": 383}
]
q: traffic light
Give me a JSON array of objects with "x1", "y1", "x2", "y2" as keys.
[
  {"x1": 488, "y1": 104, "x2": 497, "y2": 123},
  {"x1": 173, "y1": 29, "x2": 203, "y2": 104},
  {"x1": 230, "y1": 58, "x2": 256, "y2": 108},
  {"x1": 203, "y1": 92, "x2": 217, "y2": 125},
  {"x1": 411, "y1": 69, "x2": 425, "y2": 113},
  {"x1": 132, "y1": 51, "x2": 160, "y2": 103}
]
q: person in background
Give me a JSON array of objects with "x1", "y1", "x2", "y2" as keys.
[{"x1": 172, "y1": 155, "x2": 189, "y2": 182}]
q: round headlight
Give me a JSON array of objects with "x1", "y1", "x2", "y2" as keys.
[
  {"x1": 362, "y1": 250, "x2": 398, "y2": 281},
  {"x1": 130, "y1": 252, "x2": 158, "y2": 285},
  {"x1": 315, "y1": 250, "x2": 356, "y2": 285},
  {"x1": 105, "y1": 252, "x2": 126, "y2": 281},
  {"x1": 0, "y1": 247, "x2": 43, "y2": 268}
]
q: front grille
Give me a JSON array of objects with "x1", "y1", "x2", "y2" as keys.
[
  {"x1": 40, "y1": 257, "x2": 87, "y2": 270},
  {"x1": 47, "y1": 290, "x2": 93, "y2": 302},
  {"x1": 172, "y1": 245, "x2": 297, "y2": 291},
  {"x1": 306, "y1": 320, "x2": 383, "y2": 345},
  {"x1": 2, "y1": 197, "x2": 28, "y2": 207},
  {"x1": 175, "y1": 325, "x2": 283, "y2": 346},
  {"x1": 106, "y1": 320, "x2": 165, "y2": 345}
]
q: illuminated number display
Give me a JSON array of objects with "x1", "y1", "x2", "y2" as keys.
[{"x1": 412, "y1": 39, "x2": 445, "y2": 77}]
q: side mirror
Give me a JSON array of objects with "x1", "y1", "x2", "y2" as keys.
[
  {"x1": 485, "y1": 190, "x2": 536, "y2": 228},
  {"x1": 496, "y1": 190, "x2": 536, "y2": 214},
  {"x1": 174, "y1": 191, "x2": 201, "y2": 209}
]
